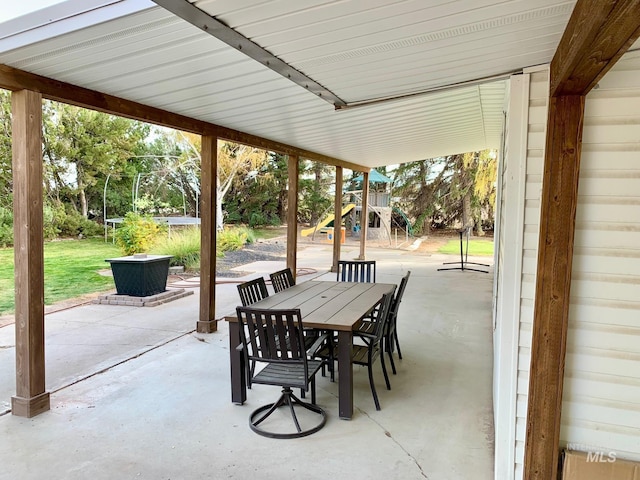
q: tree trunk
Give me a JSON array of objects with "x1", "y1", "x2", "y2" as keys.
[
  {"x1": 216, "y1": 176, "x2": 224, "y2": 231},
  {"x1": 462, "y1": 191, "x2": 473, "y2": 229},
  {"x1": 77, "y1": 165, "x2": 88, "y2": 218}
]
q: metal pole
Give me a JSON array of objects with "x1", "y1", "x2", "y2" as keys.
[{"x1": 103, "y1": 173, "x2": 111, "y2": 242}]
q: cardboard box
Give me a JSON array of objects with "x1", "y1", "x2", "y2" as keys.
[{"x1": 563, "y1": 450, "x2": 640, "y2": 480}]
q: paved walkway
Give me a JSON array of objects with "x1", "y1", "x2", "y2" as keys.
[{"x1": 0, "y1": 242, "x2": 495, "y2": 480}]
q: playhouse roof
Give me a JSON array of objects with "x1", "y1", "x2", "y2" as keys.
[{"x1": 354, "y1": 170, "x2": 393, "y2": 184}]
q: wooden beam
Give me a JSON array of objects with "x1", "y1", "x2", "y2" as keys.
[
  {"x1": 524, "y1": 96, "x2": 585, "y2": 480},
  {"x1": 197, "y1": 135, "x2": 217, "y2": 333},
  {"x1": 286, "y1": 155, "x2": 299, "y2": 278},
  {"x1": 550, "y1": 0, "x2": 640, "y2": 96},
  {"x1": 217, "y1": 129, "x2": 366, "y2": 172},
  {"x1": 0, "y1": 64, "x2": 368, "y2": 172},
  {"x1": 11, "y1": 89, "x2": 50, "y2": 417},
  {"x1": 331, "y1": 166, "x2": 343, "y2": 272},
  {"x1": 358, "y1": 171, "x2": 369, "y2": 260}
]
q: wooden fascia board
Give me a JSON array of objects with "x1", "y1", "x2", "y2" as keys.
[
  {"x1": 0, "y1": 64, "x2": 367, "y2": 171},
  {"x1": 550, "y1": 0, "x2": 640, "y2": 96}
]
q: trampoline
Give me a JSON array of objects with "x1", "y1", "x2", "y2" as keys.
[{"x1": 105, "y1": 216, "x2": 201, "y2": 242}]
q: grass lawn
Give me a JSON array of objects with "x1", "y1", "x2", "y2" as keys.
[
  {"x1": 0, "y1": 238, "x2": 121, "y2": 315},
  {"x1": 438, "y1": 238, "x2": 494, "y2": 256},
  {"x1": 252, "y1": 226, "x2": 287, "y2": 240}
]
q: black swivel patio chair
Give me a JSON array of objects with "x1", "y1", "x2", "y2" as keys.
[
  {"x1": 385, "y1": 271, "x2": 411, "y2": 374},
  {"x1": 337, "y1": 260, "x2": 376, "y2": 283},
  {"x1": 237, "y1": 277, "x2": 270, "y2": 388},
  {"x1": 237, "y1": 277, "x2": 269, "y2": 306},
  {"x1": 236, "y1": 306, "x2": 327, "y2": 439},
  {"x1": 270, "y1": 267, "x2": 295, "y2": 293}
]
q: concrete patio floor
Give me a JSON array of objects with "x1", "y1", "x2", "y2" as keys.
[{"x1": 0, "y1": 242, "x2": 495, "y2": 480}]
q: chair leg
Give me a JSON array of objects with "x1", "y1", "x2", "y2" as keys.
[
  {"x1": 380, "y1": 348, "x2": 391, "y2": 391},
  {"x1": 285, "y1": 392, "x2": 302, "y2": 433},
  {"x1": 249, "y1": 388, "x2": 327, "y2": 439},
  {"x1": 386, "y1": 335, "x2": 397, "y2": 375},
  {"x1": 367, "y1": 362, "x2": 381, "y2": 411},
  {"x1": 394, "y1": 330, "x2": 403, "y2": 360}
]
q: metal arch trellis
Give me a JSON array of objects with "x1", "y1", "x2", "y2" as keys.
[{"x1": 103, "y1": 164, "x2": 200, "y2": 243}]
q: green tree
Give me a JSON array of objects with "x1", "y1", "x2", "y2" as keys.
[
  {"x1": 224, "y1": 151, "x2": 288, "y2": 227},
  {"x1": 392, "y1": 149, "x2": 497, "y2": 235},
  {"x1": 0, "y1": 90, "x2": 12, "y2": 209},
  {"x1": 299, "y1": 160, "x2": 333, "y2": 226},
  {"x1": 42, "y1": 101, "x2": 149, "y2": 218}
]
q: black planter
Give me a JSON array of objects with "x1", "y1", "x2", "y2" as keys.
[{"x1": 105, "y1": 254, "x2": 173, "y2": 297}]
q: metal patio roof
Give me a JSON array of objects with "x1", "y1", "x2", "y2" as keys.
[{"x1": 0, "y1": 0, "x2": 579, "y2": 168}]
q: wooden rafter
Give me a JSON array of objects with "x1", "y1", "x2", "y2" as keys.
[
  {"x1": 550, "y1": 0, "x2": 640, "y2": 96},
  {"x1": 0, "y1": 64, "x2": 368, "y2": 172}
]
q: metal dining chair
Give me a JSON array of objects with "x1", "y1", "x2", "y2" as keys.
[
  {"x1": 385, "y1": 271, "x2": 411, "y2": 374},
  {"x1": 236, "y1": 277, "x2": 270, "y2": 389},
  {"x1": 236, "y1": 306, "x2": 328, "y2": 438},
  {"x1": 337, "y1": 260, "x2": 376, "y2": 283},
  {"x1": 237, "y1": 277, "x2": 269, "y2": 306},
  {"x1": 319, "y1": 290, "x2": 394, "y2": 410},
  {"x1": 269, "y1": 267, "x2": 295, "y2": 293},
  {"x1": 352, "y1": 290, "x2": 394, "y2": 410}
]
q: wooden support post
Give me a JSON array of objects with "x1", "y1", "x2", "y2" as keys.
[
  {"x1": 358, "y1": 171, "x2": 369, "y2": 260},
  {"x1": 197, "y1": 134, "x2": 217, "y2": 333},
  {"x1": 331, "y1": 166, "x2": 343, "y2": 272},
  {"x1": 286, "y1": 155, "x2": 299, "y2": 279},
  {"x1": 524, "y1": 2, "x2": 640, "y2": 478},
  {"x1": 524, "y1": 95, "x2": 585, "y2": 479},
  {"x1": 11, "y1": 89, "x2": 49, "y2": 418}
]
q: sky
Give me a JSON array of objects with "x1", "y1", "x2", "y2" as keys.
[{"x1": 0, "y1": 0, "x2": 66, "y2": 23}]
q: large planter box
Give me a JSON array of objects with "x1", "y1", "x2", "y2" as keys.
[{"x1": 105, "y1": 254, "x2": 173, "y2": 297}]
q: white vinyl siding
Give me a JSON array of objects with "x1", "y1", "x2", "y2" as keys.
[
  {"x1": 513, "y1": 68, "x2": 549, "y2": 480},
  {"x1": 560, "y1": 49, "x2": 640, "y2": 462},
  {"x1": 493, "y1": 66, "x2": 549, "y2": 480}
]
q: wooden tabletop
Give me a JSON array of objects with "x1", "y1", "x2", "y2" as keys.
[{"x1": 227, "y1": 280, "x2": 396, "y2": 331}]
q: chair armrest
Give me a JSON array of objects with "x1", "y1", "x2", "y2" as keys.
[{"x1": 306, "y1": 332, "x2": 330, "y2": 356}]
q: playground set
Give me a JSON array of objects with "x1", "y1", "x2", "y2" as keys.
[{"x1": 301, "y1": 170, "x2": 413, "y2": 246}]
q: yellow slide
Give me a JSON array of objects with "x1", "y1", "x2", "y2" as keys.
[{"x1": 301, "y1": 204, "x2": 356, "y2": 237}]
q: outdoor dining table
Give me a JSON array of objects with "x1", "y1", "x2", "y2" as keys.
[{"x1": 226, "y1": 280, "x2": 397, "y2": 419}]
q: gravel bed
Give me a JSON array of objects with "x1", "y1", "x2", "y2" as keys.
[{"x1": 216, "y1": 241, "x2": 286, "y2": 278}]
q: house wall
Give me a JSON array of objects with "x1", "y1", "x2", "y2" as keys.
[
  {"x1": 560, "y1": 49, "x2": 640, "y2": 462},
  {"x1": 495, "y1": 48, "x2": 640, "y2": 480},
  {"x1": 493, "y1": 66, "x2": 549, "y2": 480}
]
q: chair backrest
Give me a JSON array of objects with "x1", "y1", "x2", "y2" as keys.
[
  {"x1": 269, "y1": 268, "x2": 295, "y2": 293},
  {"x1": 337, "y1": 260, "x2": 376, "y2": 282},
  {"x1": 237, "y1": 277, "x2": 269, "y2": 306},
  {"x1": 390, "y1": 271, "x2": 411, "y2": 320},
  {"x1": 236, "y1": 306, "x2": 309, "y2": 383},
  {"x1": 370, "y1": 291, "x2": 395, "y2": 342}
]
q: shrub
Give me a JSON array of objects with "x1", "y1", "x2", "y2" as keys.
[
  {"x1": 150, "y1": 225, "x2": 260, "y2": 270},
  {"x1": 115, "y1": 212, "x2": 163, "y2": 255},
  {"x1": 217, "y1": 226, "x2": 250, "y2": 253},
  {"x1": 0, "y1": 207, "x2": 12, "y2": 247},
  {"x1": 152, "y1": 227, "x2": 200, "y2": 269},
  {"x1": 45, "y1": 202, "x2": 103, "y2": 239}
]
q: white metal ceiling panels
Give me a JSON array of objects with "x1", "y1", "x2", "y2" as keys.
[{"x1": 0, "y1": 1, "x2": 578, "y2": 167}]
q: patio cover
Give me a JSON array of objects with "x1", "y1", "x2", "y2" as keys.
[{"x1": 0, "y1": 0, "x2": 579, "y2": 168}]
